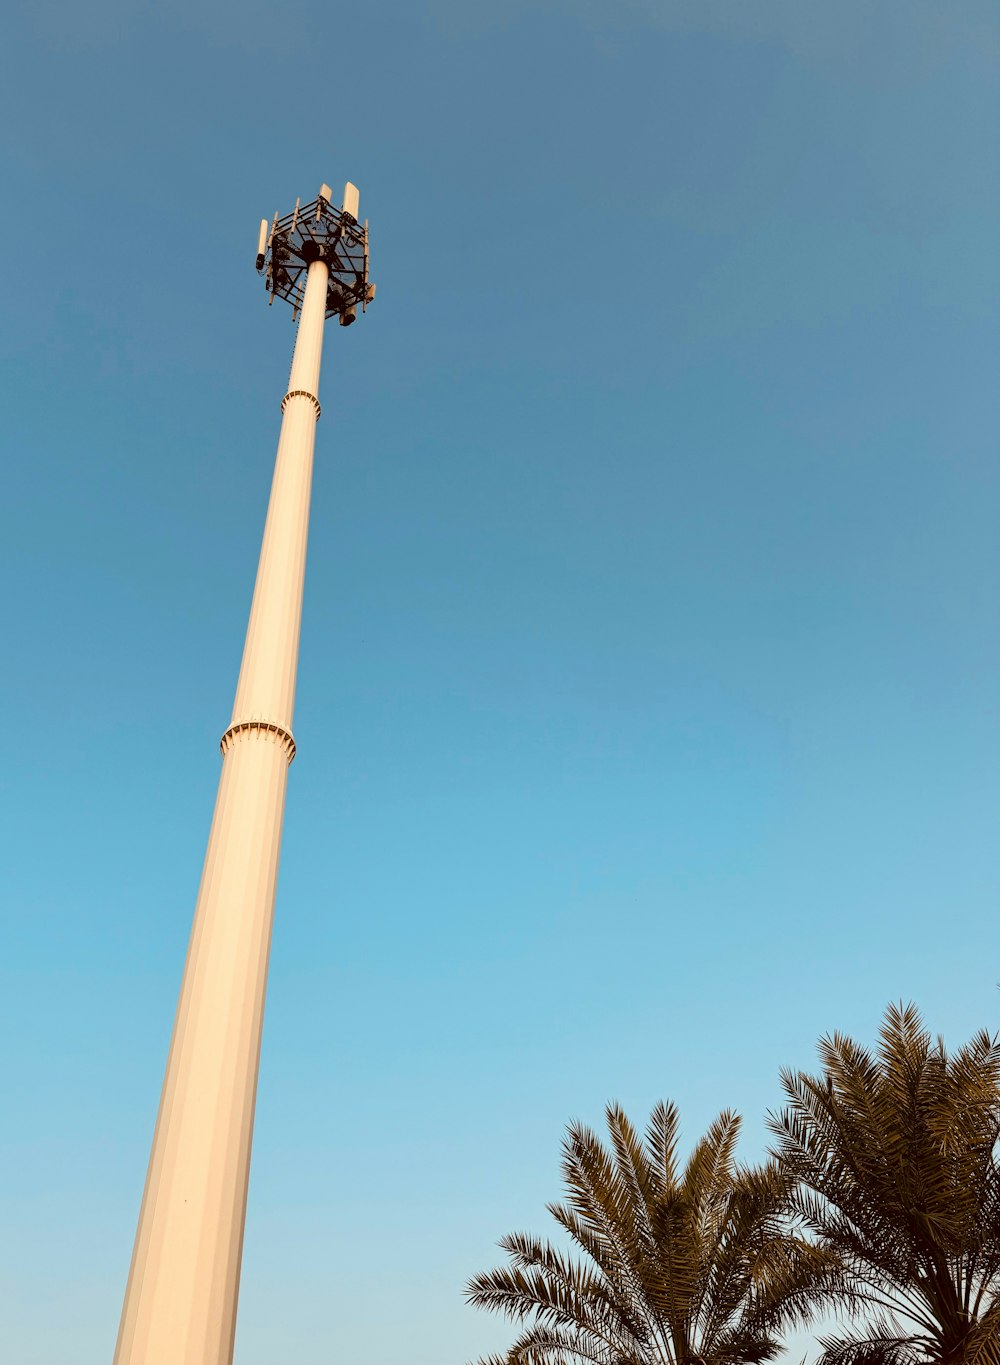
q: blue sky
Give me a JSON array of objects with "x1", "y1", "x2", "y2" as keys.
[{"x1": 1, "y1": 2, "x2": 998, "y2": 1362}]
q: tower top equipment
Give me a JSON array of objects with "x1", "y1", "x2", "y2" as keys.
[{"x1": 255, "y1": 180, "x2": 376, "y2": 326}]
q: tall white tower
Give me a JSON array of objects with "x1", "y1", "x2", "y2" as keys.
[{"x1": 114, "y1": 181, "x2": 375, "y2": 1365}]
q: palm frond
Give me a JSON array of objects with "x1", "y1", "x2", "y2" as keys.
[
  {"x1": 469, "y1": 1101, "x2": 828, "y2": 1365},
  {"x1": 770, "y1": 1003, "x2": 1000, "y2": 1365}
]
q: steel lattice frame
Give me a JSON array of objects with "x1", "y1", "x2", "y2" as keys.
[{"x1": 260, "y1": 194, "x2": 372, "y2": 322}]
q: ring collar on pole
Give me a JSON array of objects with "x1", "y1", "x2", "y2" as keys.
[{"x1": 281, "y1": 389, "x2": 321, "y2": 419}]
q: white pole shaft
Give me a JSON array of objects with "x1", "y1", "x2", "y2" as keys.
[{"x1": 114, "y1": 257, "x2": 331, "y2": 1365}]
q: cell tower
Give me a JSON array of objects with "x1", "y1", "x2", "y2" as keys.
[{"x1": 113, "y1": 181, "x2": 375, "y2": 1365}]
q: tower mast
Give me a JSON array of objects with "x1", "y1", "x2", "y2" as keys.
[{"x1": 114, "y1": 180, "x2": 375, "y2": 1365}]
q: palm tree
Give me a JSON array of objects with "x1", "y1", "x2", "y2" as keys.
[
  {"x1": 467, "y1": 1101, "x2": 829, "y2": 1365},
  {"x1": 769, "y1": 1002, "x2": 1000, "y2": 1365}
]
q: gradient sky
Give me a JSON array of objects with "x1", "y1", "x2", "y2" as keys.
[{"x1": 1, "y1": 3, "x2": 999, "y2": 1363}]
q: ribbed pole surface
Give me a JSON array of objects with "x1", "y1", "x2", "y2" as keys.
[{"x1": 114, "y1": 257, "x2": 331, "y2": 1365}]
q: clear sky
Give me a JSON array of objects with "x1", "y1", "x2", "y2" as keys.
[{"x1": 1, "y1": 2, "x2": 998, "y2": 1363}]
